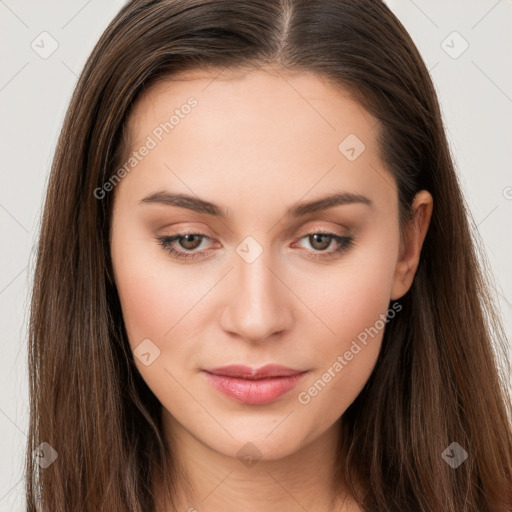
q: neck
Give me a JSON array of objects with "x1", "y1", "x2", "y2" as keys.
[{"x1": 153, "y1": 408, "x2": 360, "y2": 512}]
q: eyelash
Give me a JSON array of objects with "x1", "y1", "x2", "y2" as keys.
[{"x1": 155, "y1": 230, "x2": 354, "y2": 261}]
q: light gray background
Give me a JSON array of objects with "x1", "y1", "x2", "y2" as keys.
[{"x1": 1, "y1": 1, "x2": 511, "y2": 510}]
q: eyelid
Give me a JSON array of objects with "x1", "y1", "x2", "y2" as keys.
[
  {"x1": 156, "y1": 223, "x2": 349, "y2": 245},
  {"x1": 299, "y1": 224, "x2": 348, "y2": 236},
  {"x1": 155, "y1": 225, "x2": 354, "y2": 262}
]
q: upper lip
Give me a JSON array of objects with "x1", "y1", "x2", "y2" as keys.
[{"x1": 202, "y1": 364, "x2": 307, "y2": 380}]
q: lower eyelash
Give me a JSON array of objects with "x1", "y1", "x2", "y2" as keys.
[{"x1": 155, "y1": 233, "x2": 354, "y2": 261}]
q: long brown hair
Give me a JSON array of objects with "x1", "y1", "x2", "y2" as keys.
[{"x1": 26, "y1": 1, "x2": 512, "y2": 510}]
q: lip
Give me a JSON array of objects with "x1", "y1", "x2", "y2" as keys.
[
  {"x1": 203, "y1": 364, "x2": 305, "y2": 379},
  {"x1": 202, "y1": 364, "x2": 308, "y2": 405}
]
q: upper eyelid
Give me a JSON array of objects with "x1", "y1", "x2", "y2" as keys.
[
  {"x1": 161, "y1": 228, "x2": 347, "y2": 242},
  {"x1": 159, "y1": 222, "x2": 349, "y2": 238},
  {"x1": 159, "y1": 229, "x2": 349, "y2": 251}
]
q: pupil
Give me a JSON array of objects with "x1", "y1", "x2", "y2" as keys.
[
  {"x1": 311, "y1": 234, "x2": 330, "y2": 250},
  {"x1": 182, "y1": 234, "x2": 200, "y2": 249}
]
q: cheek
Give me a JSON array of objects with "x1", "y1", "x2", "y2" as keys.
[
  {"x1": 306, "y1": 235, "x2": 398, "y2": 350},
  {"x1": 293, "y1": 235, "x2": 398, "y2": 420},
  {"x1": 114, "y1": 258, "x2": 173, "y2": 346},
  {"x1": 112, "y1": 229, "x2": 208, "y2": 348},
  {"x1": 111, "y1": 241, "x2": 209, "y2": 404}
]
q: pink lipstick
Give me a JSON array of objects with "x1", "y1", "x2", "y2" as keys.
[{"x1": 202, "y1": 364, "x2": 308, "y2": 405}]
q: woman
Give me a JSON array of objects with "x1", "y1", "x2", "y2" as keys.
[{"x1": 26, "y1": 0, "x2": 512, "y2": 511}]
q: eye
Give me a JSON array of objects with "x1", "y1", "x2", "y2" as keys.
[
  {"x1": 155, "y1": 230, "x2": 354, "y2": 261},
  {"x1": 155, "y1": 233, "x2": 215, "y2": 260},
  {"x1": 293, "y1": 232, "x2": 354, "y2": 260}
]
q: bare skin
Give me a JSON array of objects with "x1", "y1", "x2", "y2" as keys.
[{"x1": 110, "y1": 67, "x2": 433, "y2": 512}]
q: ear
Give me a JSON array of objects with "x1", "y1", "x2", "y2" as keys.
[{"x1": 390, "y1": 190, "x2": 433, "y2": 300}]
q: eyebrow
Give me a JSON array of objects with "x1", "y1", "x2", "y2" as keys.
[{"x1": 139, "y1": 190, "x2": 373, "y2": 218}]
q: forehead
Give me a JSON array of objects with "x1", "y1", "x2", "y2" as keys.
[
  {"x1": 118, "y1": 67, "x2": 396, "y2": 217},
  {"x1": 127, "y1": 67, "x2": 378, "y2": 146}
]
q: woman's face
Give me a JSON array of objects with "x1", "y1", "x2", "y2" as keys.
[{"x1": 110, "y1": 68, "x2": 424, "y2": 461}]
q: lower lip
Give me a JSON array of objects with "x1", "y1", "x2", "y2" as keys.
[{"x1": 202, "y1": 371, "x2": 308, "y2": 405}]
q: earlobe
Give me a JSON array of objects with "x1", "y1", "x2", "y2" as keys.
[{"x1": 390, "y1": 190, "x2": 433, "y2": 300}]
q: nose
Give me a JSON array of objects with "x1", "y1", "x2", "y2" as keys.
[{"x1": 219, "y1": 248, "x2": 294, "y2": 344}]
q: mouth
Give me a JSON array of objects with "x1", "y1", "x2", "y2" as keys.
[{"x1": 202, "y1": 364, "x2": 309, "y2": 405}]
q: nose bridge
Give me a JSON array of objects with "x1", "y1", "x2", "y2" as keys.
[{"x1": 220, "y1": 237, "x2": 291, "y2": 342}]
